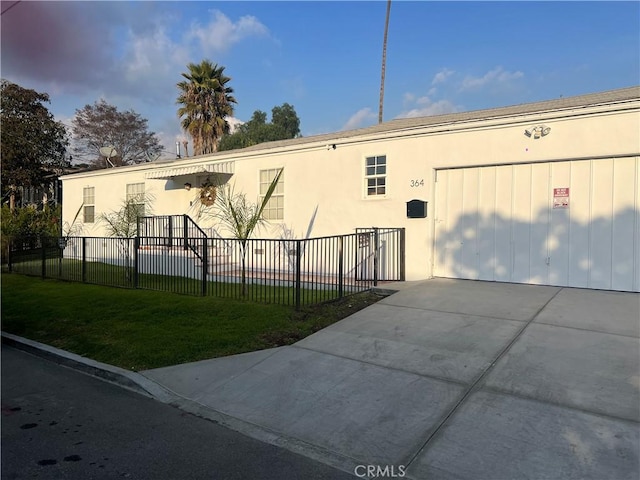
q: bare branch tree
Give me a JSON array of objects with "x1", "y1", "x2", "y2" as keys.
[{"x1": 72, "y1": 100, "x2": 162, "y2": 168}]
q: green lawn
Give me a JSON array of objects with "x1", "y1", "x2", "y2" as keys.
[{"x1": 1, "y1": 273, "x2": 382, "y2": 371}]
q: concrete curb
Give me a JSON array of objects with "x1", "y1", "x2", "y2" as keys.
[
  {"x1": 1, "y1": 332, "x2": 177, "y2": 403},
  {"x1": 1, "y1": 332, "x2": 364, "y2": 477}
]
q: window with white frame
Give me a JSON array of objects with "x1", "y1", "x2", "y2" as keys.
[
  {"x1": 365, "y1": 155, "x2": 386, "y2": 196},
  {"x1": 126, "y1": 183, "x2": 146, "y2": 216},
  {"x1": 259, "y1": 169, "x2": 284, "y2": 220},
  {"x1": 82, "y1": 187, "x2": 95, "y2": 223}
]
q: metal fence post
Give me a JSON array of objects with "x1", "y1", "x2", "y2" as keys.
[
  {"x1": 183, "y1": 215, "x2": 188, "y2": 250},
  {"x1": 202, "y1": 237, "x2": 208, "y2": 296},
  {"x1": 134, "y1": 236, "x2": 139, "y2": 289},
  {"x1": 168, "y1": 215, "x2": 174, "y2": 247},
  {"x1": 295, "y1": 239, "x2": 302, "y2": 310},
  {"x1": 82, "y1": 237, "x2": 87, "y2": 283},
  {"x1": 399, "y1": 228, "x2": 406, "y2": 281},
  {"x1": 373, "y1": 228, "x2": 379, "y2": 286},
  {"x1": 7, "y1": 238, "x2": 12, "y2": 273},
  {"x1": 41, "y1": 237, "x2": 46, "y2": 279},
  {"x1": 338, "y1": 236, "x2": 344, "y2": 298}
]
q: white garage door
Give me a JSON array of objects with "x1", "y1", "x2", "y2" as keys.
[{"x1": 433, "y1": 157, "x2": 640, "y2": 292}]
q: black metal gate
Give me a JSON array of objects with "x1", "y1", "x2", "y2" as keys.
[{"x1": 355, "y1": 227, "x2": 405, "y2": 283}]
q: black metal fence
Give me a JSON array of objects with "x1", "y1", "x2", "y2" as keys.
[{"x1": 7, "y1": 218, "x2": 405, "y2": 308}]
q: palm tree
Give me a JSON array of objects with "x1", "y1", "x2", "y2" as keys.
[{"x1": 177, "y1": 60, "x2": 237, "y2": 155}]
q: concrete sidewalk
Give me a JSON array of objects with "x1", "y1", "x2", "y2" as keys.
[{"x1": 143, "y1": 279, "x2": 640, "y2": 479}]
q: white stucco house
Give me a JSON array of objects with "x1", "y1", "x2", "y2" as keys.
[{"x1": 60, "y1": 86, "x2": 640, "y2": 292}]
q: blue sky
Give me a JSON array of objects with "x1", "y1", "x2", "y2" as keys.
[{"x1": 2, "y1": 1, "x2": 639, "y2": 159}]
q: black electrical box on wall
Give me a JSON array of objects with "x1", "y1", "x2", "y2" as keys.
[{"x1": 406, "y1": 199, "x2": 427, "y2": 218}]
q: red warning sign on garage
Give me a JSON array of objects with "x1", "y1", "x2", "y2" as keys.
[{"x1": 553, "y1": 187, "x2": 570, "y2": 209}]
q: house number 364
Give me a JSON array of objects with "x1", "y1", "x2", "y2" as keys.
[{"x1": 410, "y1": 179, "x2": 425, "y2": 187}]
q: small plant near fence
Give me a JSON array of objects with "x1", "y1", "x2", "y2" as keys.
[
  {"x1": 99, "y1": 193, "x2": 154, "y2": 284},
  {"x1": 193, "y1": 169, "x2": 283, "y2": 296}
]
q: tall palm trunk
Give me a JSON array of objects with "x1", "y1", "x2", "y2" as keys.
[{"x1": 378, "y1": 0, "x2": 392, "y2": 124}]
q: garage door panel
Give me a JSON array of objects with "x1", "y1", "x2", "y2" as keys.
[
  {"x1": 549, "y1": 162, "x2": 572, "y2": 286},
  {"x1": 590, "y1": 159, "x2": 615, "y2": 289},
  {"x1": 478, "y1": 167, "x2": 498, "y2": 281},
  {"x1": 494, "y1": 167, "x2": 513, "y2": 281},
  {"x1": 447, "y1": 169, "x2": 465, "y2": 277},
  {"x1": 567, "y1": 161, "x2": 591, "y2": 288},
  {"x1": 512, "y1": 164, "x2": 533, "y2": 283},
  {"x1": 433, "y1": 170, "x2": 449, "y2": 277},
  {"x1": 434, "y1": 169, "x2": 465, "y2": 279},
  {"x1": 461, "y1": 168, "x2": 480, "y2": 279},
  {"x1": 529, "y1": 163, "x2": 550, "y2": 284}
]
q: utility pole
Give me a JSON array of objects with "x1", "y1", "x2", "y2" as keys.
[{"x1": 378, "y1": 0, "x2": 392, "y2": 124}]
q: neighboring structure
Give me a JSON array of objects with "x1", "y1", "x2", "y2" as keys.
[
  {"x1": 8, "y1": 164, "x2": 88, "y2": 210},
  {"x1": 60, "y1": 86, "x2": 640, "y2": 292}
]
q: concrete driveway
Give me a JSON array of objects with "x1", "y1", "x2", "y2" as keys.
[{"x1": 143, "y1": 279, "x2": 640, "y2": 479}]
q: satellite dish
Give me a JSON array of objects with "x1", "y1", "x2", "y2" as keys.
[
  {"x1": 145, "y1": 151, "x2": 161, "y2": 162},
  {"x1": 99, "y1": 146, "x2": 118, "y2": 158},
  {"x1": 99, "y1": 146, "x2": 118, "y2": 168}
]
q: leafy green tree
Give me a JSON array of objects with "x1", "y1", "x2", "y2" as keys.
[
  {"x1": 1, "y1": 204, "x2": 61, "y2": 238},
  {"x1": 0, "y1": 204, "x2": 69, "y2": 263},
  {"x1": 177, "y1": 60, "x2": 237, "y2": 155},
  {"x1": 271, "y1": 103, "x2": 300, "y2": 138},
  {"x1": 248, "y1": 110, "x2": 268, "y2": 126},
  {"x1": 71, "y1": 100, "x2": 162, "y2": 168},
  {"x1": 218, "y1": 104, "x2": 301, "y2": 152},
  {"x1": 1, "y1": 80, "x2": 69, "y2": 209}
]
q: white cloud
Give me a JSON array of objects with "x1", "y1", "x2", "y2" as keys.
[
  {"x1": 402, "y1": 88, "x2": 436, "y2": 107},
  {"x1": 432, "y1": 68, "x2": 454, "y2": 85},
  {"x1": 403, "y1": 92, "x2": 416, "y2": 105},
  {"x1": 187, "y1": 10, "x2": 269, "y2": 54},
  {"x1": 461, "y1": 66, "x2": 524, "y2": 91},
  {"x1": 95, "y1": 25, "x2": 187, "y2": 111},
  {"x1": 125, "y1": 27, "x2": 183, "y2": 80},
  {"x1": 396, "y1": 99, "x2": 459, "y2": 119},
  {"x1": 226, "y1": 116, "x2": 244, "y2": 134},
  {"x1": 342, "y1": 108, "x2": 377, "y2": 130}
]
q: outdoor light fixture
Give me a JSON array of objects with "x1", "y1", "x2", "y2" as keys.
[
  {"x1": 184, "y1": 183, "x2": 192, "y2": 191},
  {"x1": 524, "y1": 124, "x2": 551, "y2": 139}
]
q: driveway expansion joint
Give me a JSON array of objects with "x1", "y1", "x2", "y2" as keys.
[
  {"x1": 290, "y1": 344, "x2": 469, "y2": 388},
  {"x1": 531, "y1": 320, "x2": 640, "y2": 339},
  {"x1": 401, "y1": 287, "x2": 565, "y2": 470},
  {"x1": 378, "y1": 301, "x2": 532, "y2": 323},
  {"x1": 480, "y1": 384, "x2": 640, "y2": 425}
]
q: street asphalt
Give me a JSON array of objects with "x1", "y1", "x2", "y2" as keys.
[
  {"x1": 3, "y1": 278, "x2": 639, "y2": 479},
  {"x1": 1, "y1": 346, "x2": 356, "y2": 480}
]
